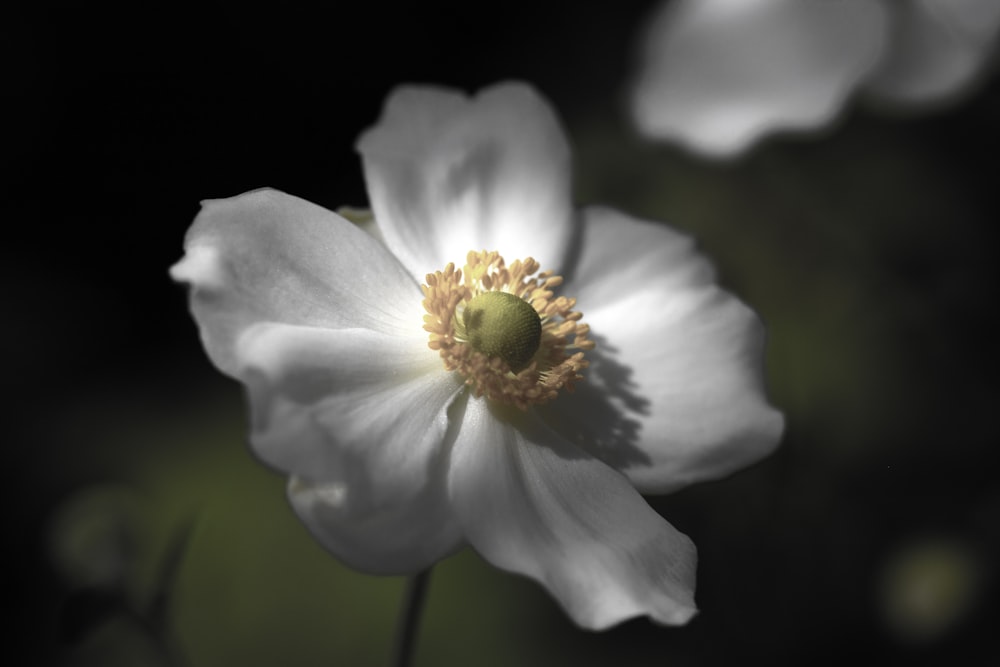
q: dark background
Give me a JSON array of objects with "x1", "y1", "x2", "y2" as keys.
[{"x1": 9, "y1": 1, "x2": 999, "y2": 665}]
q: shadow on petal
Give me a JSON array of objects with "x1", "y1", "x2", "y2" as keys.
[{"x1": 539, "y1": 332, "x2": 652, "y2": 469}]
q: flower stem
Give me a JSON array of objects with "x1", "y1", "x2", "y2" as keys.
[{"x1": 391, "y1": 568, "x2": 432, "y2": 667}]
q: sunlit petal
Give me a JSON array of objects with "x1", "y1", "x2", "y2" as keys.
[
  {"x1": 170, "y1": 189, "x2": 422, "y2": 376},
  {"x1": 236, "y1": 323, "x2": 461, "y2": 510},
  {"x1": 240, "y1": 322, "x2": 465, "y2": 572},
  {"x1": 544, "y1": 207, "x2": 784, "y2": 494},
  {"x1": 449, "y1": 397, "x2": 697, "y2": 629},
  {"x1": 357, "y1": 82, "x2": 575, "y2": 277}
]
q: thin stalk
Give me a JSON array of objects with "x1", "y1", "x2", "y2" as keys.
[{"x1": 391, "y1": 568, "x2": 433, "y2": 667}]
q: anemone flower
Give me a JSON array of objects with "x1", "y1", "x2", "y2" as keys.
[
  {"x1": 170, "y1": 81, "x2": 784, "y2": 630},
  {"x1": 631, "y1": 0, "x2": 1000, "y2": 158}
]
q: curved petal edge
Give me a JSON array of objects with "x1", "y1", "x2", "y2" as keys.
[
  {"x1": 548, "y1": 207, "x2": 784, "y2": 495},
  {"x1": 449, "y1": 399, "x2": 698, "y2": 630},
  {"x1": 170, "y1": 188, "x2": 423, "y2": 376}
]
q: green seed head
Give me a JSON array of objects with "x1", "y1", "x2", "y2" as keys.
[{"x1": 462, "y1": 291, "x2": 542, "y2": 373}]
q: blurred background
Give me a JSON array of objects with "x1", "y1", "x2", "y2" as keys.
[{"x1": 8, "y1": 1, "x2": 999, "y2": 665}]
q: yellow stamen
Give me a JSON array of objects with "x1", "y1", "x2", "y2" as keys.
[{"x1": 422, "y1": 250, "x2": 594, "y2": 409}]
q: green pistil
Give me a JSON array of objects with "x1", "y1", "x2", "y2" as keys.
[{"x1": 463, "y1": 291, "x2": 542, "y2": 373}]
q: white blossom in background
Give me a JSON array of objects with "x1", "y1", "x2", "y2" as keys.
[
  {"x1": 631, "y1": 0, "x2": 1000, "y2": 158},
  {"x1": 863, "y1": 0, "x2": 1000, "y2": 106},
  {"x1": 171, "y1": 82, "x2": 784, "y2": 630}
]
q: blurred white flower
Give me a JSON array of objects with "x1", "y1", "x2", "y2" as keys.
[
  {"x1": 171, "y1": 82, "x2": 784, "y2": 630},
  {"x1": 631, "y1": 0, "x2": 1000, "y2": 157}
]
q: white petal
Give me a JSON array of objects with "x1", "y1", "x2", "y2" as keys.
[
  {"x1": 543, "y1": 207, "x2": 784, "y2": 494},
  {"x1": 239, "y1": 324, "x2": 465, "y2": 573},
  {"x1": 356, "y1": 82, "x2": 574, "y2": 278},
  {"x1": 236, "y1": 323, "x2": 458, "y2": 486},
  {"x1": 934, "y1": 0, "x2": 1000, "y2": 37},
  {"x1": 170, "y1": 189, "x2": 423, "y2": 376},
  {"x1": 862, "y1": 0, "x2": 1000, "y2": 107},
  {"x1": 448, "y1": 398, "x2": 698, "y2": 630},
  {"x1": 631, "y1": 0, "x2": 887, "y2": 157},
  {"x1": 287, "y1": 474, "x2": 464, "y2": 575}
]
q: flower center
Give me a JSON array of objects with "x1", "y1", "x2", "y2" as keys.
[
  {"x1": 462, "y1": 291, "x2": 542, "y2": 373},
  {"x1": 422, "y1": 250, "x2": 594, "y2": 409}
]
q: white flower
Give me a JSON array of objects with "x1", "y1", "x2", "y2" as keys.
[
  {"x1": 170, "y1": 82, "x2": 784, "y2": 630},
  {"x1": 631, "y1": 0, "x2": 1000, "y2": 157}
]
